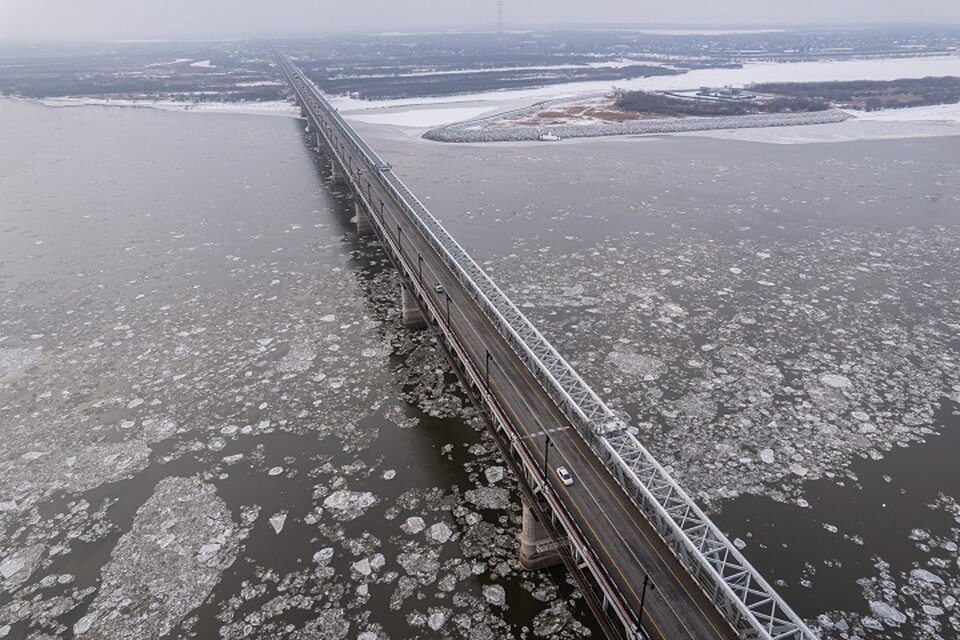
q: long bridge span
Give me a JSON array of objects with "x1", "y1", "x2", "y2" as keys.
[{"x1": 276, "y1": 53, "x2": 817, "y2": 640}]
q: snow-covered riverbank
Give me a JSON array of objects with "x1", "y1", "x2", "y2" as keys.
[
  {"x1": 27, "y1": 96, "x2": 299, "y2": 117},
  {"x1": 424, "y1": 109, "x2": 852, "y2": 142}
]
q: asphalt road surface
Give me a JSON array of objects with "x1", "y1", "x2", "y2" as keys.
[{"x1": 285, "y1": 60, "x2": 741, "y2": 640}]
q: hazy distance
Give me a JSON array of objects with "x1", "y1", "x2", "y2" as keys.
[{"x1": 1, "y1": 0, "x2": 958, "y2": 42}]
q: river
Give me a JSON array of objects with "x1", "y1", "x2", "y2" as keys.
[
  {"x1": 1, "y1": 94, "x2": 958, "y2": 639},
  {"x1": 0, "y1": 98, "x2": 599, "y2": 639}
]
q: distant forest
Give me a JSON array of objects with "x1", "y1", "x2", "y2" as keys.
[
  {"x1": 614, "y1": 91, "x2": 828, "y2": 117},
  {"x1": 751, "y1": 76, "x2": 960, "y2": 110}
]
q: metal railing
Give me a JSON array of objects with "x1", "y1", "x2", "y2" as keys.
[{"x1": 278, "y1": 54, "x2": 817, "y2": 640}]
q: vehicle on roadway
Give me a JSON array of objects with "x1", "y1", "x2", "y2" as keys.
[
  {"x1": 376, "y1": 162, "x2": 392, "y2": 172},
  {"x1": 556, "y1": 466, "x2": 574, "y2": 486},
  {"x1": 435, "y1": 283, "x2": 445, "y2": 294}
]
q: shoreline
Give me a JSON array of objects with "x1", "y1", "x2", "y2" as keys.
[
  {"x1": 423, "y1": 109, "x2": 853, "y2": 143},
  {"x1": 1, "y1": 95, "x2": 299, "y2": 118}
]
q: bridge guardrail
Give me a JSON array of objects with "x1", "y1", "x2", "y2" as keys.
[{"x1": 279, "y1": 54, "x2": 817, "y2": 640}]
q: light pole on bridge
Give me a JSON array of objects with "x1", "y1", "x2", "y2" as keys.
[
  {"x1": 635, "y1": 574, "x2": 655, "y2": 637},
  {"x1": 484, "y1": 349, "x2": 493, "y2": 387},
  {"x1": 542, "y1": 433, "x2": 551, "y2": 488}
]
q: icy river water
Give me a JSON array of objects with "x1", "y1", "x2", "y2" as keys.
[
  {"x1": 358, "y1": 122, "x2": 960, "y2": 639},
  {"x1": 1, "y1": 96, "x2": 958, "y2": 640},
  {"x1": 0, "y1": 99, "x2": 598, "y2": 639}
]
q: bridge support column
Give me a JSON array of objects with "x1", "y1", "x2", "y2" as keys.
[
  {"x1": 300, "y1": 104, "x2": 308, "y2": 119},
  {"x1": 400, "y1": 285, "x2": 426, "y2": 330},
  {"x1": 519, "y1": 497, "x2": 563, "y2": 570},
  {"x1": 354, "y1": 199, "x2": 373, "y2": 236},
  {"x1": 330, "y1": 162, "x2": 346, "y2": 185},
  {"x1": 316, "y1": 132, "x2": 324, "y2": 152}
]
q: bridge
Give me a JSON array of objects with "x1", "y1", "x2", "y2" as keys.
[{"x1": 276, "y1": 53, "x2": 818, "y2": 640}]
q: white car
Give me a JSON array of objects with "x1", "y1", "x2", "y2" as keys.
[
  {"x1": 435, "y1": 283, "x2": 445, "y2": 294},
  {"x1": 556, "y1": 466, "x2": 574, "y2": 486}
]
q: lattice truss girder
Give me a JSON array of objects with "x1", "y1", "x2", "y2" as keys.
[{"x1": 279, "y1": 55, "x2": 817, "y2": 640}]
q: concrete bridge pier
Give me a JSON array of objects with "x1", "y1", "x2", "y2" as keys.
[
  {"x1": 299, "y1": 104, "x2": 308, "y2": 119},
  {"x1": 330, "y1": 162, "x2": 346, "y2": 185},
  {"x1": 316, "y1": 132, "x2": 324, "y2": 152},
  {"x1": 400, "y1": 284, "x2": 427, "y2": 330},
  {"x1": 354, "y1": 199, "x2": 373, "y2": 236},
  {"x1": 519, "y1": 497, "x2": 563, "y2": 570}
]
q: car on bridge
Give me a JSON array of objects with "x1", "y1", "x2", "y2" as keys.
[{"x1": 556, "y1": 466, "x2": 574, "y2": 486}]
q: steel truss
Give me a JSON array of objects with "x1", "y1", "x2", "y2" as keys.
[{"x1": 277, "y1": 54, "x2": 817, "y2": 640}]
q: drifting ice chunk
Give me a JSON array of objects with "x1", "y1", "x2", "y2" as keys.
[
  {"x1": 427, "y1": 522, "x2": 453, "y2": 544},
  {"x1": 313, "y1": 547, "x2": 334, "y2": 565},
  {"x1": 910, "y1": 568, "x2": 944, "y2": 585},
  {"x1": 820, "y1": 373, "x2": 852, "y2": 389},
  {"x1": 269, "y1": 512, "x2": 287, "y2": 534},
  {"x1": 402, "y1": 517, "x2": 426, "y2": 534},
  {"x1": 483, "y1": 584, "x2": 506, "y2": 606},
  {"x1": 869, "y1": 601, "x2": 906, "y2": 625},
  {"x1": 322, "y1": 490, "x2": 377, "y2": 521}
]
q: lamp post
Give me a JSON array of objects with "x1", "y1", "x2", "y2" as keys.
[
  {"x1": 636, "y1": 574, "x2": 655, "y2": 634},
  {"x1": 485, "y1": 349, "x2": 493, "y2": 387},
  {"x1": 542, "y1": 434, "x2": 551, "y2": 486}
]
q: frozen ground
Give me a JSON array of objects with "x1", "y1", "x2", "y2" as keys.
[
  {"x1": 678, "y1": 103, "x2": 960, "y2": 145},
  {"x1": 424, "y1": 110, "x2": 850, "y2": 142},
  {"x1": 32, "y1": 97, "x2": 298, "y2": 117},
  {"x1": 332, "y1": 55, "x2": 960, "y2": 126},
  {"x1": 346, "y1": 106, "x2": 496, "y2": 128}
]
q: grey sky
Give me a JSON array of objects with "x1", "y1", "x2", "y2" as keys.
[{"x1": 1, "y1": 0, "x2": 958, "y2": 41}]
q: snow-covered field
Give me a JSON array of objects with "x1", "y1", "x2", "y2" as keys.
[
  {"x1": 17, "y1": 55, "x2": 956, "y2": 140},
  {"x1": 680, "y1": 103, "x2": 960, "y2": 145},
  {"x1": 31, "y1": 96, "x2": 298, "y2": 117},
  {"x1": 850, "y1": 101, "x2": 960, "y2": 122},
  {"x1": 331, "y1": 55, "x2": 960, "y2": 120},
  {"x1": 333, "y1": 55, "x2": 960, "y2": 143},
  {"x1": 345, "y1": 105, "x2": 497, "y2": 128}
]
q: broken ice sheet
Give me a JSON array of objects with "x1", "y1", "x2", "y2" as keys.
[
  {"x1": 72, "y1": 476, "x2": 246, "y2": 638},
  {"x1": 322, "y1": 489, "x2": 378, "y2": 521},
  {"x1": 269, "y1": 511, "x2": 288, "y2": 534},
  {"x1": 488, "y1": 225, "x2": 960, "y2": 509}
]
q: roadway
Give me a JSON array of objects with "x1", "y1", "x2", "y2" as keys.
[
  {"x1": 281, "y1": 57, "x2": 741, "y2": 640},
  {"x1": 361, "y1": 165, "x2": 740, "y2": 640}
]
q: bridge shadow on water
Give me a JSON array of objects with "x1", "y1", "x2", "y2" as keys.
[
  {"x1": 5, "y1": 114, "x2": 604, "y2": 640},
  {"x1": 173, "y1": 121, "x2": 604, "y2": 638}
]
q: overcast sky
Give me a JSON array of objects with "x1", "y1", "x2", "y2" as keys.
[{"x1": 1, "y1": 0, "x2": 958, "y2": 41}]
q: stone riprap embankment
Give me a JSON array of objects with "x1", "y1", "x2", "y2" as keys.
[{"x1": 424, "y1": 109, "x2": 851, "y2": 143}]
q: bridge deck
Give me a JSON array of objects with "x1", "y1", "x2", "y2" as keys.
[
  {"x1": 364, "y1": 147, "x2": 740, "y2": 640},
  {"x1": 277, "y1": 56, "x2": 758, "y2": 640}
]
